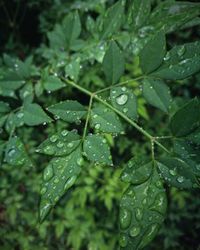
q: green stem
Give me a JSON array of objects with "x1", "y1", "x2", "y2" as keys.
[
  {"x1": 82, "y1": 95, "x2": 94, "y2": 140},
  {"x1": 94, "y1": 76, "x2": 143, "y2": 95},
  {"x1": 62, "y1": 78, "x2": 171, "y2": 154}
]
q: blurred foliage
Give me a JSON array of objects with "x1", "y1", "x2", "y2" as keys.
[{"x1": 0, "y1": 0, "x2": 200, "y2": 250}]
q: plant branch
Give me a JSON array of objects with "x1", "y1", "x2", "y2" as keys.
[
  {"x1": 82, "y1": 95, "x2": 94, "y2": 140},
  {"x1": 62, "y1": 77, "x2": 171, "y2": 154}
]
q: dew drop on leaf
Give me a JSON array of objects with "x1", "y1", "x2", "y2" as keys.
[
  {"x1": 129, "y1": 226, "x2": 141, "y2": 237},
  {"x1": 119, "y1": 234, "x2": 128, "y2": 247},
  {"x1": 43, "y1": 165, "x2": 54, "y2": 181},
  {"x1": 50, "y1": 135, "x2": 58, "y2": 143},
  {"x1": 64, "y1": 176, "x2": 77, "y2": 190},
  {"x1": 120, "y1": 208, "x2": 132, "y2": 229},
  {"x1": 116, "y1": 94, "x2": 128, "y2": 105},
  {"x1": 177, "y1": 176, "x2": 185, "y2": 183}
]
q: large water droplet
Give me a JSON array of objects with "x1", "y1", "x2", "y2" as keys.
[
  {"x1": 120, "y1": 208, "x2": 132, "y2": 229},
  {"x1": 116, "y1": 94, "x2": 128, "y2": 105},
  {"x1": 64, "y1": 176, "x2": 77, "y2": 190},
  {"x1": 129, "y1": 226, "x2": 141, "y2": 237},
  {"x1": 135, "y1": 207, "x2": 143, "y2": 221},
  {"x1": 43, "y1": 165, "x2": 54, "y2": 181}
]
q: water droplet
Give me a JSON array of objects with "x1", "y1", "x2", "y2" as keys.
[
  {"x1": 44, "y1": 146, "x2": 55, "y2": 154},
  {"x1": 77, "y1": 158, "x2": 83, "y2": 166},
  {"x1": 121, "y1": 172, "x2": 131, "y2": 182},
  {"x1": 169, "y1": 168, "x2": 177, "y2": 176},
  {"x1": 54, "y1": 177, "x2": 59, "y2": 184},
  {"x1": 129, "y1": 226, "x2": 141, "y2": 237},
  {"x1": 64, "y1": 176, "x2": 77, "y2": 190},
  {"x1": 61, "y1": 130, "x2": 68, "y2": 136},
  {"x1": 57, "y1": 141, "x2": 64, "y2": 148},
  {"x1": 116, "y1": 94, "x2": 128, "y2": 105},
  {"x1": 120, "y1": 208, "x2": 132, "y2": 229},
  {"x1": 177, "y1": 176, "x2": 184, "y2": 183},
  {"x1": 123, "y1": 108, "x2": 128, "y2": 113},
  {"x1": 50, "y1": 135, "x2": 58, "y2": 143},
  {"x1": 40, "y1": 187, "x2": 47, "y2": 195},
  {"x1": 177, "y1": 45, "x2": 186, "y2": 56},
  {"x1": 67, "y1": 142, "x2": 74, "y2": 148},
  {"x1": 119, "y1": 234, "x2": 128, "y2": 247},
  {"x1": 43, "y1": 165, "x2": 54, "y2": 181},
  {"x1": 95, "y1": 123, "x2": 100, "y2": 130},
  {"x1": 135, "y1": 207, "x2": 143, "y2": 221}
]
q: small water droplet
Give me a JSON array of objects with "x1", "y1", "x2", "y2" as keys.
[
  {"x1": 50, "y1": 135, "x2": 58, "y2": 143},
  {"x1": 119, "y1": 234, "x2": 128, "y2": 247},
  {"x1": 129, "y1": 226, "x2": 141, "y2": 237},
  {"x1": 177, "y1": 176, "x2": 184, "y2": 183},
  {"x1": 57, "y1": 141, "x2": 64, "y2": 148},
  {"x1": 95, "y1": 123, "x2": 100, "y2": 130},
  {"x1": 61, "y1": 130, "x2": 68, "y2": 136},
  {"x1": 67, "y1": 142, "x2": 74, "y2": 148}
]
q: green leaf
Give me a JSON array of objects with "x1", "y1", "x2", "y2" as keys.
[
  {"x1": 37, "y1": 130, "x2": 81, "y2": 156},
  {"x1": 152, "y1": 41, "x2": 200, "y2": 80},
  {"x1": 5, "y1": 110, "x2": 25, "y2": 133},
  {"x1": 47, "y1": 100, "x2": 86, "y2": 123},
  {"x1": 43, "y1": 76, "x2": 65, "y2": 92},
  {"x1": 120, "y1": 167, "x2": 167, "y2": 249},
  {"x1": 19, "y1": 82, "x2": 34, "y2": 104},
  {"x1": 23, "y1": 103, "x2": 52, "y2": 126},
  {"x1": 120, "y1": 157, "x2": 153, "y2": 184},
  {"x1": 110, "y1": 86, "x2": 137, "y2": 120},
  {"x1": 63, "y1": 11, "x2": 81, "y2": 47},
  {"x1": 170, "y1": 98, "x2": 200, "y2": 137},
  {"x1": 39, "y1": 146, "x2": 83, "y2": 222},
  {"x1": 90, "y1": 105, "x2": 124, "y2": 134},
  {"x1": 65, "y1": 59, "x2": 80, "y2": 81},
  {"x1": 157, "y1": 157, "x2": 198, "y2": 189},
  {"x1": 139, "y1": 31, "x2": 166, "y2": 74},
  {"x1": 0, "y1": 101, "x2": 10, "y2": 113},
  {"x1": 149, "y1": 1, "x2": 200, "y2": 33},
  {"x1": 5, "y1": 136, "x2": 31, "y2": 166},
  {"x1": 103, "y1": 41, "x2": 125, "y2": 84},
  {"x1": 142, "y1": 78, "x2": 172, "y2": 113},
  {"x1": 127, "y1": 0, "x2": 151, "y2": 28},
  {"x1": 83, "y1": 134, "x2": 112, "y2": 165},
  {"x1": 101, "y1": 0, "x2": 124, "y2": 39},
  {"x1": 173, "y1": 139, "x2": 200, "y2": 177}
]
